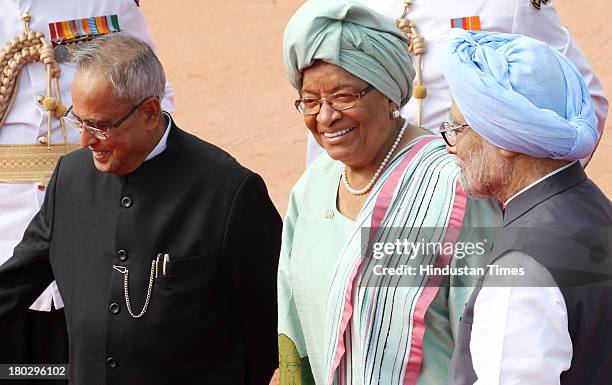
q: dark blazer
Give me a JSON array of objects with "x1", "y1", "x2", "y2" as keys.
[{"x1": 0, "y1": 118, "x2": 282, "y2": 385}]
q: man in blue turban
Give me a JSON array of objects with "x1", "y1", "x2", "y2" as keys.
[{"x1": 442, "y1": 29, "x2": 612, "y2": 385}]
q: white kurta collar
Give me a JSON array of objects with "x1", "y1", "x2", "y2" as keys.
[{"x1": 504, "y1": 161, "x2": 578, "y2": 207}]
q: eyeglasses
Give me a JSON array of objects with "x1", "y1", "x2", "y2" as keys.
[
  {"x1": 63, "y1": 97, "x2": 153, "y2": 140},
  {"x1": 439, "y1": 118, "x2": 469, "y2": 147},
  {"x1": 294, "y1": 84, "x2": 374, "y2": 116}
]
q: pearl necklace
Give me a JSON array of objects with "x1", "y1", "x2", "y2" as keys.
[{"x1": 342, "y1": 120, "x2": 408, "y2": 195}]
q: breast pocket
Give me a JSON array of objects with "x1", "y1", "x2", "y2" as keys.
[
  {"x1": 149, "y1": 254, "x2": 213, "y2": 328},
  {"x1": 159, "y1": 255, "x2": 207, "y2": 279}
]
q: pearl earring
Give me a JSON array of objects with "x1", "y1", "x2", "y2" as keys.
[{"x1": 391, "y1": 108, "x2": 401, "y2": 119}]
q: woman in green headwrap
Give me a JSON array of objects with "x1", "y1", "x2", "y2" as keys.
[{"x1": 276, "y1": 1, "x2": 501, "y2": 384}]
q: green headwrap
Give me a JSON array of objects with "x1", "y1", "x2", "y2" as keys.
[{"x1": 283, "y1": 0, "x2": 415, "y2": 107}]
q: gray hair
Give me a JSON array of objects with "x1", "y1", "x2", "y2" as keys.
[{"x1": 71, "y1": 32, "x2": 166, "y2": 104}]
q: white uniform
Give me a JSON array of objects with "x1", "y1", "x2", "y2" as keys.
[
  {"x1": 306, "y1": 0, "x2": 608, "y2": 165},
  {"x1": 0, "y1": 0, "x2": 174, "y2": 312}
]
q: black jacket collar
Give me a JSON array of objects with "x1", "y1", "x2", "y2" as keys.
[
  {"x1": 503, "y1": 162, "x2": 587, "y2": 227},
  {"x1": 119, "y1": 114, "x2": 183, "y2": 184}
]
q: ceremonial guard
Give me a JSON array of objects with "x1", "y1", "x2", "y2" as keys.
[
  {"x1": 0, "y1": 0, "x2": 173, "y2": 380},
  {"x1": 305, "y1": 0, "x2": 608, "y2": 165}
]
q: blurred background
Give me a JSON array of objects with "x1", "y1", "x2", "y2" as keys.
[{"x1": 139, "y1": 0, "x2": 611, "y2": 213}]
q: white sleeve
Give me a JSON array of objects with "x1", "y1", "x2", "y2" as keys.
[
  {"x1": 117, "y1": 0, "x2": 175, "y2": 113},
  {"x1": 471, "y1": 252, "x2": 573, "y2": 385},
  {"x1": 513, "y1": 0, "x2": 608, "y2": 164}
]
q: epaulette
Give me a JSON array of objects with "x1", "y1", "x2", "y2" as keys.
[{"x1": 531, "y1": 0, "x2": 550, "y2": 10}]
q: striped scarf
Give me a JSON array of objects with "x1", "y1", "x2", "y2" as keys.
[{"x1": 323, "y1": 136, "x2": 466, "y2": 385}]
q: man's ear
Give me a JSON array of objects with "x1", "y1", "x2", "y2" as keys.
[
  {"x1": 500, "y1": 148, "x2": 519, "y2": 159},
  {"x1": 141, "y1": 98, "x2": 161, "y2": 124}
]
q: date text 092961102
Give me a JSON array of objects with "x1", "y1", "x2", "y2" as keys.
[{"x1": 0, "y1": 364, "x2": 68, "y2": 379}]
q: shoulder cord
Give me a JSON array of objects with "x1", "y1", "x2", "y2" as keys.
[
  {"x1": 0, "y1": 12, "x2": 67, "y2": 148},
  {"x1": 396, "y1": 0, "x2": 427, "y2": 127}
]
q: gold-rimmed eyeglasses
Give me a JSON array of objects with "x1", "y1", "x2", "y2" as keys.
[
  {"x1": 439, "y1": 117, "x2": 470, "y2": 147},
  {"x1": 63, "y1": 97, "x2": 154, "y2": 140},
  {"x1": 294, "y1": 84, "x2": 374, "y2": 116}
]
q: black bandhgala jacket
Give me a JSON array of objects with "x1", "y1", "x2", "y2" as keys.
[{"x1": 0, "y1": 118, "x2": 282, "y2": 385}]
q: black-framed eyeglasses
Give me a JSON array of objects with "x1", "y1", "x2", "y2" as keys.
[
  {"x1": 294, "y1": 84, "x2": 374, "y2": 116},
  {"x1": 439, "y1": 117, "x2": 469, "y2": 147},
  {"x1": 63, "y1": 96, "x2": 154, "y2": 140}
]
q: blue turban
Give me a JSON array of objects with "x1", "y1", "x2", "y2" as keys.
[
  {"x1": 283, "y1": 0, "x2": 415, "y2": 107},
  {"x1": 443, "y1": 29, "x2": 597, "y2": 161}
]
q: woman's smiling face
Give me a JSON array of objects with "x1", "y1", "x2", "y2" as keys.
[{"x1": 300, "y1": 61, "x2": 396, "y2": 168}]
